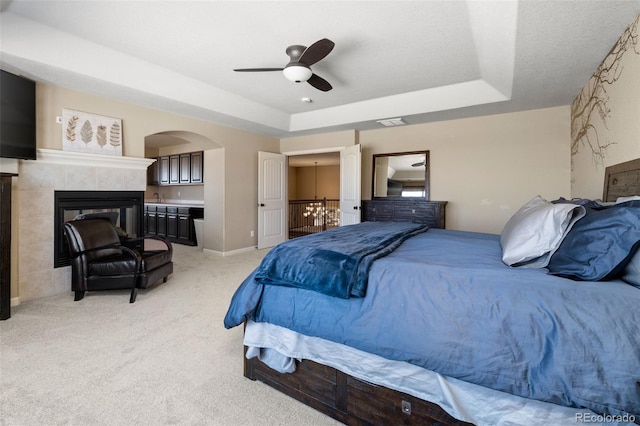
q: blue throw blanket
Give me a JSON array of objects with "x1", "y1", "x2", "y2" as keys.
[{"x1": 254, "y1": 221, "x2": 429, "y2": 298}]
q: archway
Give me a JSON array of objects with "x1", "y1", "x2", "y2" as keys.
[{"x1": 144, "y1": 131, "x2": 224, "y2": 252}]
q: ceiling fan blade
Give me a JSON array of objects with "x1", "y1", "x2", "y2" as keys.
[
  {"x1": 299, "y1": 38, "x2": 335, "y2": 66},
  {"x1": 307, "y1": 73, "x2": 332, "y2": 92},
  {"x1": 233, "y1": 68, "x2": 284, "y2": 72}
]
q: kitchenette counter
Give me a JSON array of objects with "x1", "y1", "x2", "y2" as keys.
[{"x1": 144, "y1": 201, "x2": 204, "y2": 208}]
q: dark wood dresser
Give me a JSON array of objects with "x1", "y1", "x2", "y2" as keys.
[
  {"x1": 1, "y1": 173, "x2": 17, "y2": 320},
  {"x1": 362, "y1": 199, "x2": 447, "y2": 228}
]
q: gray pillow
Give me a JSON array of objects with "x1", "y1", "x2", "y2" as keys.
[
  {"x1": 500, "y1": 196, "x2": 586, "y2": 268},
  {"x1": 621, "y1": 249, "x2": 640, "y2": 288}
]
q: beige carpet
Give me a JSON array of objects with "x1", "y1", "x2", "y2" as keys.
[{"x1": 0, "y1": 244, "x2": 340, "y2": 426}]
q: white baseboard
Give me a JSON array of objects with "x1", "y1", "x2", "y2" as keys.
[
  {"x1": 11, "y1": 297, "x2": 20, "y2": 307},
  {"x1": 204, "y1": 246, "x2": 257, "y2": 257}
]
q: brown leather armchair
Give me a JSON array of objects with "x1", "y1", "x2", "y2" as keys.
[{"x1": 63, "y1": 218, "x2": 173, "y2": 303}]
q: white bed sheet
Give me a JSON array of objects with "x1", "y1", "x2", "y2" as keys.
[{"x1": 244, "y1": 320, "x2": 635, "y2": 426}]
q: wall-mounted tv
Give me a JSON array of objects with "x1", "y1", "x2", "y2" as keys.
[{"x1": 0, "y1": 69, "x2": 37, "y2": 160}]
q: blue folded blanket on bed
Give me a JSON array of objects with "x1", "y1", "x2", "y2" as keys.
[{"x1": 254, "y1": 221, "x2": 429, "y2": 298}]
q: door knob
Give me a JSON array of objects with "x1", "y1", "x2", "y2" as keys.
[{"x1": 259, "y1": 203, "x2": 265, "y2": 207}]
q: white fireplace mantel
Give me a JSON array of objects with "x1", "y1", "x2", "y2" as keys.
[{"x1": 35, "y1": 149, "x2": 155, "y2": 170}]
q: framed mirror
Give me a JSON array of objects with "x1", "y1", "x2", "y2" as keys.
[{"x1": 372, "y1": 151, "x2": 429, "y2": 199}]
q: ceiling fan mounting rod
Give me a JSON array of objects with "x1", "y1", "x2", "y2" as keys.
[{"x1": 286, "y1": 45, "x2": 307, "y2": 62}]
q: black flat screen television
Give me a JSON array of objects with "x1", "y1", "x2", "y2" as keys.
[{"x1": 0, "y1": 69, "x2": 37, "y2": 160}]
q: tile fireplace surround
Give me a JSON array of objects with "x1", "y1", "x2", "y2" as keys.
[{"x1": 15, "y1": 149, "x2": 153, "y2": 302}]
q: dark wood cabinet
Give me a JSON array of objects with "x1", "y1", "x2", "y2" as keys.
[
  {"x1": 166, "y1": 207, "x2": 178, "y2": 238},
  {"x1": 1, "y1": 173, "x2": 17, "y2": 320},
  {"x1": 144, "y1": 204, "x2": 203, "y2": 246},
  {"x1": 151, "y1": 151, "x2": 203, "y2": 186},
  {"x1": 156, "y1": 206, "x2": 167, "y2": 237},
  {"x1": 179, "y1": 154, "x2": 191, "y2": 184},
  {"x1": 177, "y1": 214, "x2": 191, "y2": 241},
  {"x1": 176, "y1": 207, "x2": 201, "y2": 244},
  {"x1": 159, "y1": 157, "x2": 170, "y2": 185},
  {"x1": 145, "y1": 205, "x2": 157, "y2": 235},
  {"x1": 147, "y1": 159, "x2": 159, "y2": 185},
  {"x1": 190, "y1": 151, "x2": 203, "y2": 184},
  {"x1": 176, "y1": 207, "x2": 203, "y2": 245},
  {"x1": 169, "y1": 155, "x2": 180, "y2": 184}
]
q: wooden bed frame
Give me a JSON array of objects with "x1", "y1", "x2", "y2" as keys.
[
  {"x1": 241, "y1": 159, "x2": 640, "y2": 425},
  {"x1": 244, "y1": 348, "x2": 471, "y2": 425},
  {"x1": 603, "y1": 157, "x2": 640, "y2": 202}
]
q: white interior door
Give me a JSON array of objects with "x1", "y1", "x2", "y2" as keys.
[
  {"x1": 258, "y1": 151, "x2": 286, "y2": 249},
  {"x1": 340, "y1": 144, "x2": 361, "y2": 226}
]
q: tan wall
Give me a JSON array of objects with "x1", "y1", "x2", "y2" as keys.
[
  {"x1": 290, "y1": 165, "x2": 340, "y2": 200},
  {"x1": 359, "y1": 106, "x2": 572, "y2": 234},
  {"x1": 204, "y1": 149, "x2": 225, "y2": 252},
  {"x1": 279, "y1": 107, "x2": 570, "y2": 235},
  {"x1": 571, "y1": 14, "x2": 640, "y2": 199},
  {"x1": 288, "y1": 166, "x2": 298, "y2": 200},
  {"x1": 35, "y1": 83, "x2": 278, "y2": 253},
  {"x1": 8, "y1": 12, "x2": 638, "y2": 303},
  {"x1": 10, "y1": 60, "x2": 609, "y2": 301},
  {"x1": 9, "y1": 82, "x2": 279, "y2": 302},
  {"x1": 146, "y1": 185, "x2": 205, "y2": 205},
  {"x1": 281, "y1": 129, "x2": 357, "y2": 153}
]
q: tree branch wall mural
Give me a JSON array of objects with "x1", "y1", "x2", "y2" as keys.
[{"x1": 570, "y1": 15, "x2": 639, "y2": 166}]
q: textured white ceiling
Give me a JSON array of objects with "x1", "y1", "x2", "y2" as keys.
[{"x1": 1, "y1": 0, "x2": 639, "y2": 138}]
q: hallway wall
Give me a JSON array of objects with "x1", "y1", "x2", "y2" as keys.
[{"x1": 289, "y1": 165, "x2": 340, "y2": 200}]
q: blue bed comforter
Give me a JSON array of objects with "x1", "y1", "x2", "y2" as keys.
[
  {"x1": 224, "y1": 227, "x2": 640, "y2": 417},
  {"x1": 254, "y1": 221, "x2": 428, "y2": 298}
]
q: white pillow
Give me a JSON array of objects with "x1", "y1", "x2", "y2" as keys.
[
  {"x1": 616, "y1": 195, "x2": 640, "y2": 203},
  {"x1": 621, "y1": 249, "x2": 640, "y2": 287},
  {"x1": 500, "y1": 196, "x2": 586, "y2": 268}
]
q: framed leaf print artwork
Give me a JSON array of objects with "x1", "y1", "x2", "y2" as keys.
[{"x1": 62, "y1": 109, "x2": 122, "y2": 156}]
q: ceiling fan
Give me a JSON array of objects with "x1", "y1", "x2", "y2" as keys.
[{"x1": 233, "y1": 38, "x2": 335, "y2": 92}]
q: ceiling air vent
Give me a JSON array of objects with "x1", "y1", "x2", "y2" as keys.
[{"x1": 376, "y1": 117, "x2": 406, "y2": 127}]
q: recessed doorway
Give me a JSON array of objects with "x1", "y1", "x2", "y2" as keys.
[{"x1": 288, "y1": 152, "x2": 340, "y2": 239}]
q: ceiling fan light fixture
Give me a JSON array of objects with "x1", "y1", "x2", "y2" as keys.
[{"x1": 283, "y1": 65, "x2": 312, "y2": 83}]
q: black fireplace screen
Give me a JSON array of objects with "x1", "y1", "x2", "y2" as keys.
[{"x1": 54, "y1": 190, "x2": 144, "y2": 268}]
